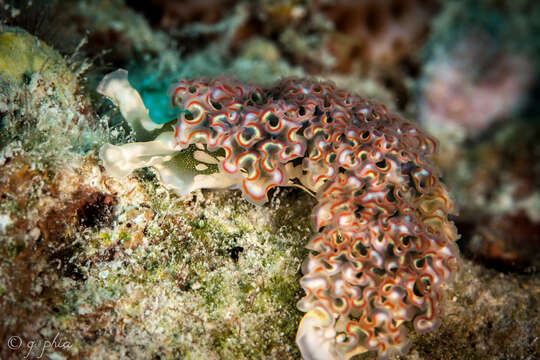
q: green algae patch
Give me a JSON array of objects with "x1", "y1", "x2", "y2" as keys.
[{"x1": 0, "y1": 26, "x2": 76, "y2": 91}]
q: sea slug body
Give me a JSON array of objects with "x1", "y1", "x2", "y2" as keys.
[{"x1": 99, "y1": 70, "x2": 459, "y2": 360}]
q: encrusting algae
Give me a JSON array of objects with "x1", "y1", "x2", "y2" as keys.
[{"x1": 99, "y1": 69, "x2": 459, "y2": 359}]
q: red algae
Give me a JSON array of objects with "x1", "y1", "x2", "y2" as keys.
[{"x1": 169, "y1": 76, "x2": 460, "y2": 359}]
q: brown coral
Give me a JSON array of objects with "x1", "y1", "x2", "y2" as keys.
[
  {"x1": 150, "y1": 0, "x2": 236, "y2": 27},
  {"x1": 166, "y1": 76, "x2": 459, "y2": 358},
  {"x1": 319, "y1": 0, "x2": 438, "y2": 73}
]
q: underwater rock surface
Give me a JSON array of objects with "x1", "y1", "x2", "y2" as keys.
[{"x1": 1, "y1": 1, "x2": 539, "y2": 359}]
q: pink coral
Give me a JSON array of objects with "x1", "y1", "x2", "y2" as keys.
[
  {"x1": 421, "y1": 36, "x2": 533, "y2": 134},
  {"x1": 168, "y1": 76, "x2": 459, "y2": 359}
]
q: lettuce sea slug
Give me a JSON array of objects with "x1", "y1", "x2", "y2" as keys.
[{"x1": 99, "y1": 69, "x2": 459, "y2": 359}]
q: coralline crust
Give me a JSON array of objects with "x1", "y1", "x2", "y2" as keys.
[{"x1": 169, "y1": 76, "x2": 459, "y2": 359}]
